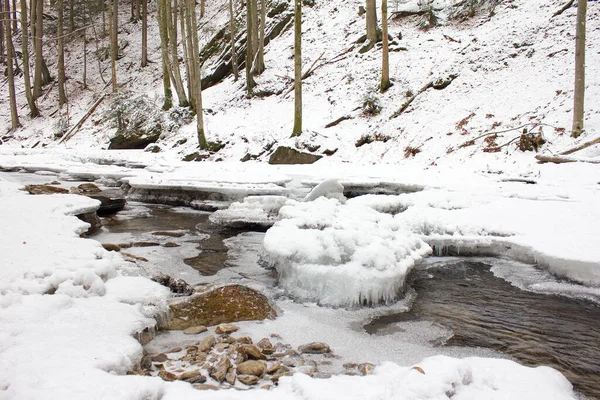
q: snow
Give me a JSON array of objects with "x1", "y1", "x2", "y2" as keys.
[{"x1": 209, "y1": 195, "x2": 289, "y2": 227}]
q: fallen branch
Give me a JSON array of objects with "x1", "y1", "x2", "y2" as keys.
[
  {"x1": 325, "y1": 115, "x2": 353, "y2": 128},
  {"x1": 458, "y1": 122, "x2": 560, "y2": 148},
  {"x1": 552, "y1": 0, "x2": 575, "y2": 18},
  {"x1": 443, "y1": 33, "x2": 460, "y2": 43},
  {"x1": 535, "y1": 155, "x2": 600, "y2": 164},
  {"x1": 547, "y1": 48, "x2": 568, "y2": 58},
  {"x1": 284, "y1": 52, "x2": 325, "y2": 96},
  {"x1": 560, "y1": 136, "x2": 600, "y2": 155},
  {"x1": 41, "y1": 81, "x2": 57, "y2": 102},
  {"x1": 58, "y1": 94, "x2": 107, "y2": 144},
  {"x1": 390, "y1": 75, "x2": 457, "y2": 119},
  {"x1": 483, "y1": 136, "x2": 520, "y2": 152}
]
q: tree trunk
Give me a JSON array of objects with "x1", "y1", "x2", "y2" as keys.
[
  {"x1": 291, "y1": 0, "x2": 302, "y2": 137},
  {"x1": 380, "y1": 0, "x2": 391, "y2": 92},
  {"x1": 33, "y1": 0, "x2": 43, "y2": 99},
  {"x1": 135, "y1": 0, "x2": 141, "y2": 20},
  {"x1": 69, "y1": 0, "x2": 75, "y2": 33},
  {"x1": 166, "y1": 0, "x2": 188, "y2": 106},
  {"x1": 58, "y1": 0, "x2": 68, "y2": 107},
  {"x1": 4, "y1": 0, "x2": 20, "y2": 129},
  {"x1": 200, "y1": 0, "x2": 204, "y2": 18},
  {"x1": 180, "y1": 1, "x2": 192, "y2": 102},
  {"x1": 20, "y1": 0, "x2": 39, "y2": 117},
  {"x1": 0, "y1": 0, "x2": 5, "y2": 65},
  {"x1": 229, "y1": 0, "x2": 238, "y2": 80},
  {"x1": 110, "y1": 0, "x2": 118, "y2": 92},
  {"x1": 187, "y1": 0, "x2": 207, "y2": 149},
  {"x1": 572, "y1": 0, "x2": 587, "y2": 137},
  {"x1": 366, "y1": 0, "x2": 378, "y2": 43},
  {"x1": 11, "y1": 0, "x2": 16, "y2": 33},
  {"x1": 245, "y1": 0, "x2": 255, "y2": 94},
  {"x1": 253, "y1": 0, "x2": 265, "y2": 74},
  {"x1": 83, "y1": 29, "x2": 87, "y2": 88},
  {"x1": 157, "y1": 0, "x2": 172, "y2": 109},
  {"x1": 141, "y1": 0, "x2": 147, "y2": 66}
]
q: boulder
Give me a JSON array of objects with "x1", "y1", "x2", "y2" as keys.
[
  {"x1": 237, "y1": 360, "x2": 266, "y2": 377},
  {"x1": 77, "y1": 211, "x2": 102, "y2": 236},
  {"x1": 109, "y1": 130, "x2": 161, "y2": 150},
  {"x1": 168, "y1": 285, "x2": 276, "y2": 330},
  {"x1": 268, "y1": 146, "x2": 322, "y2": 165}
]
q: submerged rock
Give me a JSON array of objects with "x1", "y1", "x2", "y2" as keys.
[{"x1": 168, "y1": 285, "x2": 277, "y2": 330}]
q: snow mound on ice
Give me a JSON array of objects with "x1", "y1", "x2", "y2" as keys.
[
  {"x1": 303, "y1": 179, "x2": 346, "y2": 202},
  {"x1": 260, "y1": 198, "x2": 431, "y2": 307},
  {"x1": 209, "y1": 195, "x2": 289, "y2": 227}
]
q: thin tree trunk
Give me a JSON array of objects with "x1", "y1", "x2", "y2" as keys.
[
  {"x1": 141, "y1": 0, "x2": 147, "y2": 66},
  {"x1": 291, "y1": 0, "x2": 301, "y2": 137},
  {"x1": 158, "y1": 0, "x2": 172, "y2": 109},
  {"x1": 166, "y1": 0, "x2": 188, "y2": 106},
  {"x1": 33, "y1": 0, "x2": 43, "y2": 98},
  {"x1": 253, "y1": 0, "x2": 265, "y2": 74},
  {"x1": 83, "y1": 29, "x2": 87, "y2": 88},
  {"x1": 101, "y1": 0, "x2": 106, "y2": 36},
  {"x1": 245, "y1": 0, "x2": 255, "y2": 94},
  {"x1": 187, "y1": 0, "x2": 207, "y2": 149},
  {"x1": 110, "y1": 0, "x2": 118, "y2": 92},
  {"x1": 250, "y1": 0, "x2": 258, "y2": 55},
  {"x1": 4, "y1": 0, "x2": 20, "y2": 129},
  {"x1": 69, "y1": 0, "x2": 75, "y2": 32},
  {"x1": 572, "y1": 0, "x2": 587, "y2": 137},
  {"x1": 380, "y1": 0, "x2": 391, "y2": 92},
  {"x1": 20, "y1": 0, "x2": 39, "y2": 117},
  {"x1": 228, "y1": 0, "x2": 238, "y2": 80},
  {"x1": 200, "y1": 0, "x2": 204, "y2": 18},
  {"x1": 135, "y1": 0, "x2": 141, "y2": 20},
  {"x1": 11, "y1": 0, "x2": 16, "y2": 33},
  {"x1": 0, "y1": 0, "x2": 5, "y2": 65},
  {"x1": 366, "y1": 0, "x2": 378, "y2": 43},
  {"x1": 180, "y1": 1, "x2": 192, "y2": 101},
  {"x1": 58, "y1": 0, "x2": 68, "y2": 107}
]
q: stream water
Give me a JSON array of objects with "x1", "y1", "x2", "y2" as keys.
[{"x1": 4, "y1": 171, "x2": 599, "y2": 399}]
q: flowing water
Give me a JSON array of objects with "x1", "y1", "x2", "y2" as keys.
[{"x1": 365, "y1": 261, "x2": 600, "y2": 399}]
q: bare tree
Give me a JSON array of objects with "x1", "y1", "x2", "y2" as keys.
[
  {"x1": 141, "y1": 0, "x2": 148, "y2": 66},
  {"x1": 291, "y1": 0, "x2": 302, "y2": 137},
  {"x1": 166, "y1": 0, "x2": 188, "y2": 106},
  {"x1": 185, "y1": 0, "x2": 207, "y2": 149},
  {"x1": 0, "y1": 1, "x2": 5, "y2": 65},
  {"x1": 109, "y1": 0, "x2": 118, "y2": 92},
  {"x1": 245, "y1": 0, "x2": 256, "y2": 94},
  {"x1": 69, "y1": 0, "x2": 75, "y2": 32},
  {"x1": 572, "y1": 0, "x2": 587, "y2": 137},
  {"x1": 58, "y1": 0, "x2": 68, "y2": 107},
  {"x1": 253, "y1": 0, "x2": 265, "y2": 74},
  {"x1": 20, "y1": 0, "x2": 39, "y2": 117},
  {"x1": 380, "y1": 0, "x2": 391, "y2": 92},
  {"x1": 366, "y1": 0, "x2": 378, "y2": 43},
  {"x1": 4, "y1": 0, "x2": 20, "y2": 129},
  {"x1": 229, "y1": 0, "x2": 239, "y2": 80},
  {"x1": 157, "y1": 0, "x2": 172, "y2": 109}
]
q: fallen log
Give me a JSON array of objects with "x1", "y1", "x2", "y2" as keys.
[
  {"x1": 535, "y1": 155, "x2": 600, "y2": 164},
  {"x1": 560, "y1": 136, "x2": 600, "y2": 155},
  {"x1": 325, "y1": 115, "x2": 353, "y2": 128},
  {"x1": 58, "y1": 94, "x2": 107, "y2": 144},
  {"x1": 552, "y1": 0, "x2": 575, "y2": 18}
]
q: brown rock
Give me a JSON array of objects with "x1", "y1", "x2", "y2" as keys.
[
  {"x1": 359, "y1": 363, "x2": 375, "y2": 376},
  {"x1": 164, "y1": 242, "x2": 181, "y2": 248},
  {"x1": 152, "y1": 231, "x2": 186, "y2": 237},
  {"x1": 215, "y1": 343, "x2": 230, "y2": 352},
  {"x1": 257, "y1": 338, "x2": 275, "y2": 354},
  {"x1": 199, "y1": 335, "x2": 217, "y2": 353},
  {"x1": 178, "y1": 370, "x2": 201, "y2": 381},
  {"x1": 158, "y1": 371, "x2": 177, "y2": 381},
  {"x1": 168, "y1": 285, "x2": 276, "y2": 330},
  {"x1": 298, "y1": 342, "x2": 331, "y2": 354},
  {"x1": 238, "y1": 375, "x2": 259, "y2": 385},
  {"x1": 102, "y1": 243, "x2": 121, "y2": 252},
  {"x1": 266, "y1": 362, "x2": 281, "y2": 374},
  {"x1": 166, "y1": 347, "x2": 182, "y2": 353},
  {"x1": 183, "y1": 326, "x2": 208, "y2": 335},
  {"x1": 268, "y1": 146, "x2": 322, "y2": 165},
  {"x1": 241, "y1": 344, "x2": 267, "y2": 360},
  {"x1": 140, "y1": 355, "x2": 152, "y2": 370},
  {"x1": 215, "y1": 323, "x2": 240, "y2": 334},
  {"x1": 261, "y1": 384, "x2": 272, "y2": 390},
  {"x1": 237, "y1": 360, "x2": 266, "y2": 377},
  {"x1": 236, "y1": 336, "x2": 253, "y2": 344},
  {"x1": 25, "y1": 185, "x2": 69, "y2": 195},
  {"x1": 152, "y1": 353, "x2": 168, "y2": 362},
  {"x1": 193, "y1": 384, "x2": 219, "y2": 390},
  {"x1": 226, "y1": 367, "x2": 236, "y2": 385},
  {"x1": 77, "y1": 183, "x2": 102, "y2": 193},
  {"x1": 209, "y1": 356, "x2": 232, "y2": 382}
]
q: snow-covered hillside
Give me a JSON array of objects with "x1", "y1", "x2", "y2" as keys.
[{"x1": 1, "y1": 0, "x2": 598, "y2": 169}]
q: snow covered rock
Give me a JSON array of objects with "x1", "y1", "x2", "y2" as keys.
[
  {"x1": 260, "y1": 198, "x2": 432, "y2": 307},
  {"x1": 209, "y1": 195, "x2": 289, "y2": 228},
  {"x1": 303, "y1": 179, "x2": 346, "y2": 203}
]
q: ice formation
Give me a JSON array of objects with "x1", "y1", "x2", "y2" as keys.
[
  {"x1": 261, "y1": 197, "x2": 432, "y2": 307},
  {"x1": 303, "y1": 179, "x2": 346, "y2": 202},
  {"x1": 209, "y1": 195, "x2": 289, "y2": 227}
]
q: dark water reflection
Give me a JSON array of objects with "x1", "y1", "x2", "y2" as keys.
[{"x1": 365, "y1": 261, "x2": 600, "y2": 399}]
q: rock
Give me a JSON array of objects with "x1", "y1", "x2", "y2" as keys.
[
  {"x1": 152, "y1": 274, "x2": 194, "y2": 296},
  {"x1": 268, "y1": 146, "x2": 322, "y2": 165},
  {"x1": 199, "y1": 335, "x2": 217, "y2": 353},
  {"x1": 215, "y1": 323, "x2": 240, "y2": 334},
  {"x1": 237, "y1": 360, "x2": 266, "y2": 377},
  {"x1": 183, "y1": 326, "x2": 208, "y2": 335},
  {"x1": 76, "y1": 183, "x2": 102, "y2": 193},
  {"x1": 158, "y1": 371, "x2": 177, "y2": 381},
  {"x1": 195, "y1": 352, "x2": 208, "y2": 364},
  {"x1": 109, "y1": 129, "x2": 161, "y2": 150},
  {"x1": 140, "y1": 355, "x2": 152, "y2": 370},
  {"x1": 193, "y1": 384, "x2": 219, "y2": 390},
  {"x1": 297, "y1": 365, "x2": 317, "y2": 376},
  {"x1": 152, "y1": 353, "x2": 169, "y2": 363},
  {"x1": 209, "y1": 356, "x2": 232, "y2": 382},
  {"x1": 226, "y1": 367, "x2": 236, "y2": 385},
  {"x1": 168, "y1": 285, "x2": 276, "y2": 330},
  {"x1": 257, "y1": 338, "x2": 275, "y2": 354},
  {"x1": 238, "y1": 374, "x2": 259, "y2": 385},
  {"x1": 358, "y1": 5, "x2": 366, "y2": 15},
  {"x1": 163, "y1": 242, "x2": 181, "y2": 248},
  {"x1": 215, "y1": 343, "x2": 229, "y2": 352},
  {"x1": 359, "y1": 363, "x2": 375, "y2": 376},
  {"x1": 152, "y1": 230, "x2": 186, "y2": 237},
  {"x1": 266, "y1": 362, "x2": 281, "y2": 374},
  {"x1": 241, "y1": 344, "x2": 267, "y2": 360},
  {"x1": 220, "y1": 335, "x2": 236, "y2": 344},
  {"x1": 77, "y1": 211, "x2": 102, "y2": 236},
  {"x1": 267, "y1": 1, "x2": 288, "y2": 17},
  {"x1": 24, "y1": 184, "x2": 69, "y2": 195},
  {"x1": 298, "y1": 342, "x2": 331, "y2": 354},
  {"x1": 412, "y1": 366, "x2": 425, "y2": 374},
  {"x1": 102, "y1": 243, "x2": 121, "y2": 252},
  {"x1": 281, "y1": 356, "x2": 297, "y2": 367},
  {"x1": 87, "y1": 190, "x2": 127, "y2": 216},
  {"x1": 178, "y1": 370, "x2": 202, "y2": 381},
  {"x1": 236, "y1": 336, "x2": 253, "y2": 345}
]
